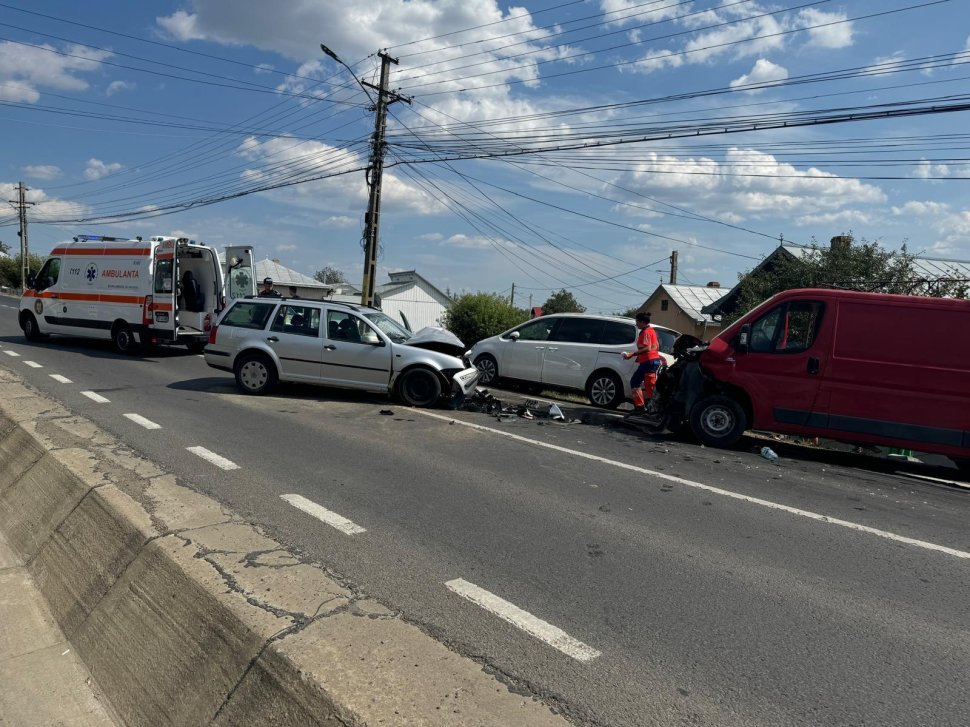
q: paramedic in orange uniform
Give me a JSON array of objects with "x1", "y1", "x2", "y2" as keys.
[{"x1": 622, "y1": 312, "x2": 662, "y2": 413}]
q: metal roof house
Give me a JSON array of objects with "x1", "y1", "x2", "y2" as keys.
[
  {"x1": 375, "y1": 270, "x2": 452, "y2": 332},
  {"x1": 638, "y1": 283, "x2": 730, "y2": 340}
]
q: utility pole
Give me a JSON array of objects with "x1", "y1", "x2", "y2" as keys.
[
  {"x1": 669, "y1": 250, "x2": 678, "y2": 285},
  {"x1": 510, "y1": 282, "x2": 515, "y2": 307},
  {"x1": 359, "y1": 52, "x2": 410, "y2": 307},
  {"x1": 8, "y1": 182, "x2": 35, "y2": 292}
]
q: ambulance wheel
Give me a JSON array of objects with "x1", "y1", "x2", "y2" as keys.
[
  {"x1": 397, "y1": 367, "x2": 442, "y2": 407},
  {"x1": 689, "y1": 395, "x2": 746, "y2": 448},
  {"x1": 21, "y1": 313, "x2": 45, "y2": 342},
  {"x1": 586, "y1": 370, "x2": 624, "y2": 409},
  {"x1": 235, "y1": 353, "x2": 278, "y2": 395},
  {"x1": 111, "y1": 323, "x2": 139, "y2": 355}
]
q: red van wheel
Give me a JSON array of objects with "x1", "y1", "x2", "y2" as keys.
[{"x1": 689, "y1": 395, "x2": 746, "y2": 448}]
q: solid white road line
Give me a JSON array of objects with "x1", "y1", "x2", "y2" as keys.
[
  {"x1": 49, "y1": 374, "x2": 72, "y2": 383},
  {"x1": 81, "y1": 391, "x2": 110, "y2": 404},
  {"x1": 445, "y1": 578, "x2": 601, "y2": 662},
  {"x1": 280, "y1": 494, "x2": 366, "y2": 535},
  {"x1": 123, "y1": 413, "x2": 161, "y2": 430},
  {"x1": 186, "y1": 446, "x2": 239, "y2": 471},
  {"x1": 415, "y1": 410, "x2": 970, "y2": 561},
  {"x1": 23, "y1": 361, "x2": 42, "y2": 368},
  {"x1": 4, "y1": 350, "x2": 20, "y2": 357}
]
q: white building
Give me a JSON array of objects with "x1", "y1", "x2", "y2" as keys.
[{"x1": 376, "y1": 270, "x2": 452, "y2": 332}]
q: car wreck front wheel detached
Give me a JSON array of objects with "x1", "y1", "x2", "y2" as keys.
[
  {"x1": 397, "y1": 367, "x2": 442, "y2": 407},
  {"x1": 689, "y1": 395, "x2": 746, "y2": 447},
  {"x1": 235, "y1": 353, "x2": 278, "y2": 395}
]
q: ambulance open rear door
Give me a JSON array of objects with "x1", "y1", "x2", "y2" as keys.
[
  {"x1": 150, "y1": 238, "x2": 177, "y2": 342},
  {"x1": 223, "y1": 246, "x2": 256, "y2": 302}
]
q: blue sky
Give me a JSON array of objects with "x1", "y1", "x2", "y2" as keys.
[{"x1": 1, "y1": 0, "x2": 969, "y2": 312}]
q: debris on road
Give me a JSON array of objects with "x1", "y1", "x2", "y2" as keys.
[
  {"x1": 760, "y1": 447, "x2": 779, "y2": 463},
  {"x1": 379, "y1": 409, "x2": 395, "y2": 416}
]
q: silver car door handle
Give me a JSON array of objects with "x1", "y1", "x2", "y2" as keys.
[
  {"x1": 535, "y1": 346, "x2": 545, "y2": 350},
  {"x1": 324, "y1": 345, "x2": 336, "y2": 351},
  {"x1": 266, "y1": 336, "x2": 279, "y2": 342},
  {"x1": 547, "y1": 347, "x2": 558, "y2": 351}
]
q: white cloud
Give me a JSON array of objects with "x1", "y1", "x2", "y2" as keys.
[
  {"x1": 795, "y1": 210, "x2": 873, "y2": 227},
  {"x1": 419, "y1": 232, "x2": 444, "y2": 241},
  {"x1": 442, "y1": 233, "x2": 504, "y2": 249},
  {"x1": 275, "y1": 243, "x2": 298, "y2": 252},
  {"x1": 730, "y1": 59, "x2": 788, "y2": 90},
  {"x1": 613, "y1": 147, "x2": 885, "y2": 223},
  {"x1": 0, "y1": 41, "x2": 111, "y2": 103},
  {"x1": 914, "y1": 160, "x2": 951, "y2": 179},
  {"x1": 0, "y1": 182, "x2": 89, "y2": 222},
  {"x1": 235, "y1": 136, "x2": 444, "y2": 216},
  {"x1": 23, "y1": 165, "x2": 62, "y2": 181},
  {"x1": 106, "y1": 80, "x2": 136, "y2": 96},
  {"x1": 322, "y1": 215, "x2": 355, "y2": 228},
  {"x1": 891, "y1": 201, "x2": 949, "y2": 217},
  {"x1": 84, "y1": 159, "x2": 123, "y2": 180},
  {"x1": 156, "y1": 10, "x2": 206, "y2": 41},
  {"x1": 254, "y1": 63, "x2": 275, "y2": 74},
  {"x1": 797, "y1": 9, "x2": 854, "y2": 49}
]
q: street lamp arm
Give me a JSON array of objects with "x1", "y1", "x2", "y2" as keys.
[{"x1": 320, "y1": 43, "x2": 375, "y2": 104}]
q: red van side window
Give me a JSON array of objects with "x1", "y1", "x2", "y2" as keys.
[{"x1": 750, "y1": 301, "x2": 823, "y2": 354}]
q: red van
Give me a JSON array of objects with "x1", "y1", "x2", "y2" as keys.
[{"x1": 670, "y1": 289, "x2": 970, "y2": 470}]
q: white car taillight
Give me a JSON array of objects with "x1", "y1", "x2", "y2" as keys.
[{"x1": 208, "y1": 325, "x2": 218, "y2": 345}]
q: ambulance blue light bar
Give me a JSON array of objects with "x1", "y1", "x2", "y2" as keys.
[{"x1": 73, "y1": 234, "x2": 135, "y2": 243}]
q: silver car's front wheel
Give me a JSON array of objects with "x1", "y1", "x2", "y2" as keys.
[{"x1": 234, "y1": 354, "x2": 278, "y2": 395}]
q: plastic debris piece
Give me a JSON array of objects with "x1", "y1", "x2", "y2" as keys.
[
  {"x1": 760, "y1": 447, "x2": 779, "y2": 462},
  {"x1": 379, "y1": 409, "x2": 394, "y2": 416},
  {"x1": 548, "y1": 403, "x2": 565, "y2": 421}
]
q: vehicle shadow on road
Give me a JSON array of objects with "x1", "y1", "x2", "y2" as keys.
[{"x1": 0, "y1": 334, "x2": 202, "y2": 362}]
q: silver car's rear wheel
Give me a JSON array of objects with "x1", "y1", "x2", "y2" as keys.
[{"x1": 235, "y1": 353, "x2": 278, "y2": 395}]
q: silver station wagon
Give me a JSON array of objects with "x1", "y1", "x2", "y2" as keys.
[{"x1": 204, "y1": 298, "x2": 479, "y2": 407}]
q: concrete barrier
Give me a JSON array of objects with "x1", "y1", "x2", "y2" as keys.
[{"x1": 0, "y1": 367, "x2": 568, "y2": 726}]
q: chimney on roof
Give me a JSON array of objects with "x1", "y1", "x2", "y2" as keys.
[
  {"x1": 830, "y1": 235, "x2": 853, "y2": 252},
  {"x1": 706, "y1": 281, "x2": 720, "y2": 288}
]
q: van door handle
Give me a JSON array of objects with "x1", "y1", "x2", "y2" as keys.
[
  {"x1": 807, "y1": 356, "x2": 820, "y2": 375},
  {"x1": 266, "y1": 336, "x2": 279, "y2": 343},
  {"x1": 324, "y1": 345, "x2": 336, "y2": 351}
]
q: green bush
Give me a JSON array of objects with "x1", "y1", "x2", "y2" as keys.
[{"x1": 441, "y1": 292, "x2": 528, "y2": 347}]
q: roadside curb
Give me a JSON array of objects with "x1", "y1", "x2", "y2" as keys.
[{"x1": 0, "y1": 366, "x2": 568, "y2": 726}]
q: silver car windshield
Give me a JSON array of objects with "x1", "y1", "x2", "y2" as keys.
[{"x1": 363, "y1": 311, "x2": 411, "y2": 343}]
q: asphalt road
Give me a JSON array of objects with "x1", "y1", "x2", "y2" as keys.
[{"x1": 2, "y1": 293, "x2": 968, "y2": 727}]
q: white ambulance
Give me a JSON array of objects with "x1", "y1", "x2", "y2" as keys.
[{"x1": 19, "y1": 235, "x2": 255, "y2": 353}]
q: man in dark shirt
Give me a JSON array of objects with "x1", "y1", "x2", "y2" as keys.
[{"x1": 258, "y1": 277, "x2": 281, "y2": 298}]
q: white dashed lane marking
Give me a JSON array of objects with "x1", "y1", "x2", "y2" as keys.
[
  {"x1": 414, "y1": 410, "x2": 970, "y2": 561},
  {"x1": 186, "y1": 446, "x2": 239, "y2": 471},
  {"x1": 124, "y1": 413, "x2": 161, "y2": 430},
  {"x1": 81, "y1": 391, "x2": 110, "y2": 403},
  {"x1": 445, "y1": 578, "x2": 601, "y2": 662},
  {"x1": 4, "y1": 350, "x2": 20, "y2": 357},
  {"x1": 24, "y1": 361, "x2": 42, "y2": 368},
  {"x1": 49, "y1": 374, "x2": 72, "y2": 383},
  {"x1": 280, "y1": 494, "x2": 366, "y2": 535}
]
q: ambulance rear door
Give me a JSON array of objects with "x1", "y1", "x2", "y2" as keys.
[
  {"x1": 223, "y1": 246, "x2": 256, "y2": 303},
  {"x1": 150, "y1": 239, "x2": 177, "y2": 338}
]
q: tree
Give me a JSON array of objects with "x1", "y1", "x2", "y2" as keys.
[
  {"x1": 314, "y1": 265, "x2": 346, "y2": 284},
  {"x1": 0, "y1": 253, "x2": 46, "y2": 289},
  {"x1": 441, "y1": 292, "x2": 528, "y2": 347},
  {"x1": 0, "y1": 240, "x2": 9, "y2": 255},
  {"x1": 541, "y1": 289, "x2": 586, "y2": 315},
  {"x1": 724, "y1": 237, "x2": 969, "y2": 324},
  {"x1": 618, "y1": 305, "x2": 642, "y2": 318}
]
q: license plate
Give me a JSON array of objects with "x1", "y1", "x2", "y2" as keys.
[{"x1": 453, "y1": 367, "x2": 480, "y2": 393}]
